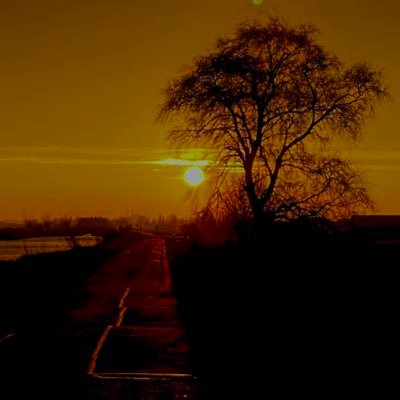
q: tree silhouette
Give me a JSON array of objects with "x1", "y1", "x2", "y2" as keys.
[{"x1": 159, "y1": 19, "x2": 388, "y2": 224}]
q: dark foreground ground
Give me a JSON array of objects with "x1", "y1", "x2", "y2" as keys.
[
  {"x1": 166, "y1": 232, "x2": 398, "y2": 398},
  {"x1": 0, "y1": 232, "x2": 194, "y2": 400},
  {"x1": 0, "y1": 233, "x2": 139, "y2": 399},
  {"x1": 0, "y1": 231, "x2": 398, "y2": 399}
]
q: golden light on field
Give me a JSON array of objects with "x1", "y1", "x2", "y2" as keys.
[{"x1": 184, "y1": 167, "x2": 205, "y2": 187}]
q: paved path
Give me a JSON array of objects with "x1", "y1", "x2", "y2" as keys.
[{"x1": 83, "y1": 234, "x2": 195, "y2": 398}]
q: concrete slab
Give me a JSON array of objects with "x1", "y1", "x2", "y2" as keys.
[
  {"x1": 124, "y1": 293, "x2": 177, "y2": 309},
  {"x1": 122, "y1": 306, "x2": 179, "y2": 326},
  {"x1": 94, "y1": 326, "x2": 191, "y2": 376}
]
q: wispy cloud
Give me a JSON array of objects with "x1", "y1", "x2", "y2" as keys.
[
  {"x1": 2, "y1": 146, "x2": 398, "y2": 172},
  {"x1": 351, "y1": 150, "x2": 400, "y2": 171},
  {"x1": 150, "y1": 159, "x2": 209, "y2": 167},
  {"x1": 0, "y1": 146, "x2": 212, "y2": 167}
]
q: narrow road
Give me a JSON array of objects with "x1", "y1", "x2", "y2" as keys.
[{"x1": 79, "y1": 234, "x2": 195, "y2": 399}]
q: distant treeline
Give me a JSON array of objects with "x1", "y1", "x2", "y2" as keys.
[
  {"x1": 4, "y1": 212, "x2": 398, "y2": 243},
  {"x1": 0, "y1": 214, "x2": 189, "y2": 240}
]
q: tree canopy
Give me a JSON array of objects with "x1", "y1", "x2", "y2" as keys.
[{"x1": 159, "y1": 19, "x2": 388, "y2": 223}]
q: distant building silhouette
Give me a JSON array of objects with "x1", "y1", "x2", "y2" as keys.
[
  {"x1": 75, "y1": 217, "x2": 113, "y2": 235},
  {"x1": 351, "y1": 215, "x2": 400, "y2": 243}
]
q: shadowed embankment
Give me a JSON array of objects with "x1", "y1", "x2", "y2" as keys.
[
  {"x1": 167, "y1": 230, "x2": 397, "y2": 399},
  {"x1": 0, "y1": 233, "x2": 141, "y2": 400}
]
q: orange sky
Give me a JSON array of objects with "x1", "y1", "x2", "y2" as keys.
[{"x1": 0, "y1": 0, "x2": 399, "y2": 220}]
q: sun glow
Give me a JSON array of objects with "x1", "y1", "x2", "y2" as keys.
[{"x1": 184, "y1": 167, "x2": 205, "y2": 187}]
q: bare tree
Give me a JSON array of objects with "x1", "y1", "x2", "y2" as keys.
[{"x1": 158, "y1": 19, "x2": 388, "y2": 224}]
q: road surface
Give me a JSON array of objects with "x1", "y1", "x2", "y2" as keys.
[{"x1": 79, "y1": 234, "x2": 195, "y2": 398}]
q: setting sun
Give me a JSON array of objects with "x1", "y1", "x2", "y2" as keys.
[{"x1": 184, "y1": 167, "x2": 205, "y2": 187}]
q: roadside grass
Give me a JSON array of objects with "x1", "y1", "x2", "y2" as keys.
[
  {"x1": 0, "y1": 235, "x2": 129, "y2": 400},
  {"x1": 166, "y1": 232, "x2": 398, "y2": 398},
  {"x1": 0, "y1": 244, "x2": 114, "y2": 329}
]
